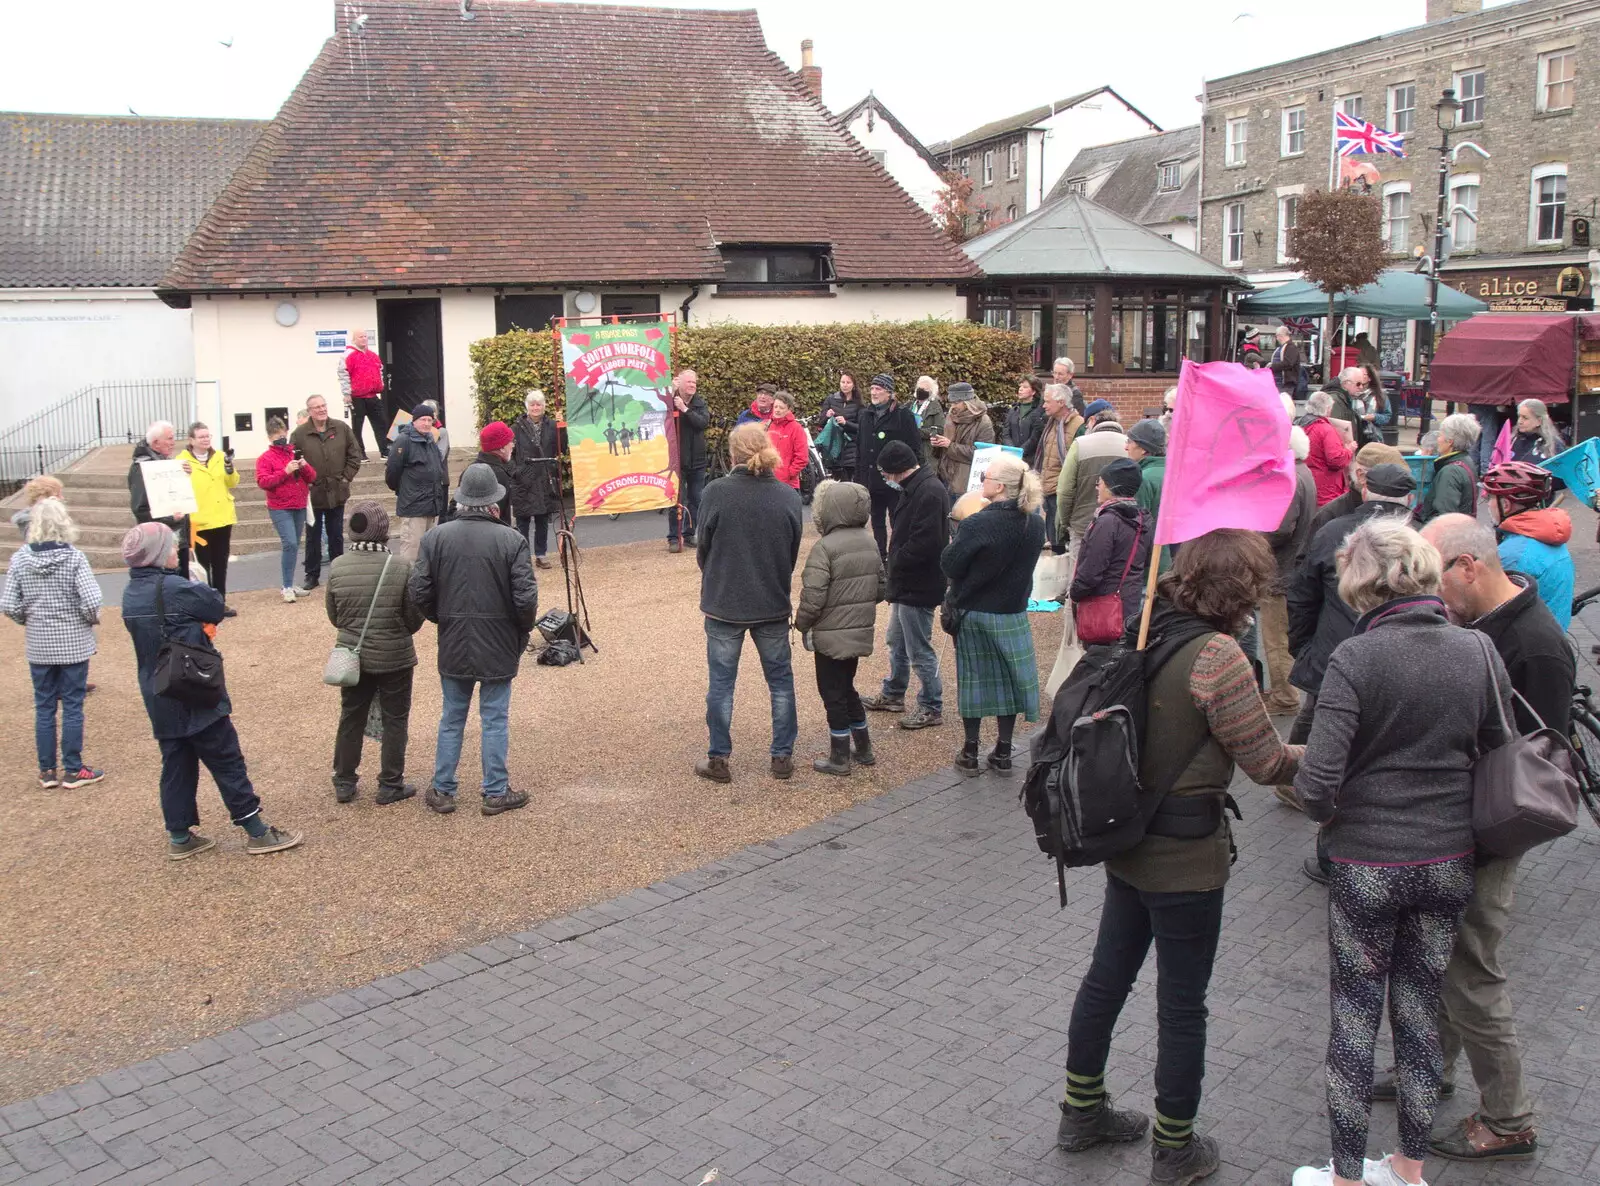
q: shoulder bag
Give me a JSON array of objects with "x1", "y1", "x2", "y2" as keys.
[
  {"x1": 1468, "y1": 633, "x2": 1580, "y2": 858},
  {"x1": 1074, "y1": 513, "x2": 1145, "y2": 646},
  {"x1": 152, "y1": 576, "x2": 227, "y2": 708},
  {"x1": 323, "y1": 553, "x2": 393, "y2": 687}
]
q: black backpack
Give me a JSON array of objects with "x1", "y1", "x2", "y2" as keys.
[{"x1": 1020, "y1": 615, "x2": 1216, "y2": 906}]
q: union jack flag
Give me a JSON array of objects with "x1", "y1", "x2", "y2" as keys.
[{"x1": 1334, "y1": 110, "x2": 1406, "y2": 157}]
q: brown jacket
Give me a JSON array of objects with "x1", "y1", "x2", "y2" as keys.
[
  {"x1": 291, "y1": 418, "x2": 363, "y2": 510},
  {"x1": 1039, "y1": 411, "x2": 1083, "y2": 497},
  {"x1": 934, "y1": 402, "x2": 996, "y2": 493}
]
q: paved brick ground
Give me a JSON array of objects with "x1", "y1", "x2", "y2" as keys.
[{"x1": 1, "y1": 743, "x2": 1596, "y2": 1186}]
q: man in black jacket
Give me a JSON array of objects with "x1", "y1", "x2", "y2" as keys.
[
  {"x1": 410, "y1": 463, "x2": 538, "y2": 817},
  {"x1": 1415, "y1": 513, "x2": 1572, "y2": 1164},
  {"x1": 861, "y1": 441, "x2": 949, "y2": 729},
  {"x1": 128, "y1": 420, "x2": 191, "y2": 579},
  {"x1": 667, "y1": 369, "x2": 711, "y2": 554},
  {"x1": 855, "y1": 374, "x2": 921, "y2": 560}
]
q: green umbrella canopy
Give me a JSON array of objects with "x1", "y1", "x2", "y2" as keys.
[{"x1": 1237, "y1": 269, "x2": 1487, "y2": 319}]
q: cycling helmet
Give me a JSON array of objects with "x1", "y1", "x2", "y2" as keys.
[{"x1": 1482, "y1": 461, "x2": 1554, "y2": 509}]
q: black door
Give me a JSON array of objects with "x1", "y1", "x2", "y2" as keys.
[
  {"x1": 600, "y1": 293, "x2": 660, "y2": 319},
  {"x1": 377, "y1": 298, "x2": 443, "y2": 420},
  {"x1": 496, "y1": 294, "x2": 564, "y2": 335}
]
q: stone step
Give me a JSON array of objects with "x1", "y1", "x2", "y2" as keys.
[
  {"x1": 57, "y1": 460, "x2": 398, "y2": 491},
  {"x1": 70, "y1": 519, "x2": 284, "y2": 547}
]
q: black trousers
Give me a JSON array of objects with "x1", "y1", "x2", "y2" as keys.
[
  {"x1": 194, "y1": 525, "x2": 232, "y2": 599},
  {"x1": 332, "y1": 667, "x2": 413, "y2": 792},
  {"x1": 157, "y1": 716, "x2": 261, "y2": 833},
  {"x1": 352, "y1": 398, "x2": 390, "y2": 457},
  {"x1": 869, "y1": 488, "x2": 898, "y2": 559},
  {"x1": 813, "y1": 653, "x2": 864, "y2": 732},
  {"x1": 1067, "y1": 872, "x2": 1225, "y2": 1124},
  {"x1": 305, "y1": 505, "x2": 345, "y2": 584}
]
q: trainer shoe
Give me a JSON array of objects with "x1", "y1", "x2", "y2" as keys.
[
  {"x1": 481, "y1": 789, "x2": 530, "y2": 816},
  {"x1": 282, "y1": 587, "x2": 298, "y2": 603},
  {"x1": 300, "y1": 579, "x2": 320, "y2": 593},
  {"x1": 291, "y1": 585, "x2": 313, "y2": 599},
  {"x1": 1371, "y1": 1067, "x2": 1452, "y2": 1102},
  {"x1": 1362, "y1": 1155, "x2": 1432, "y2": 1185},
  {"x1": 222, "y1": 606, "x2": 238, "y2": 619},
  {"x1": 899, "y1": 707, "x2": 942, "y2": 730},
  {"x1": 1292, "y1": 1158, "x2": 1388, "y2": 1186},
  {"x1": 38, "y1": 769, "x2": 59, "y2": 789},
  {"x1": 1056, "y1": 1100, "x2": 1148, "y2": 1152},
  {"x1": 425, "y1": 787, "x2": 457, "y2": 814},
  {"x1": 1303, "y1": 857, "x2": 1331, "y2": 886},
  {"x1": 61, "y1": 766, "x2": 105, "y2": 789},
  {"x1": 667, "y1": 540, "x2": 682, "y2": 554},
  {"x1": 695, "y1": 756, "x2": 732, "y2": 783},
  {"x1": 1429, "y1": 1115, "x2": 1536, "y2": 1163},
  {"x1": 1152, "y1": 1134, "x2": 1221, "y2": 1184},
  {"x1": 375, "y1": 783, "x2": 417, "y2": 806},
  {"x1": 246, "y1": 825, "x2": 304, "y2": 854},
  {"x1": 168, "y1": 831, "x2": 216, "y2": 861},
  {"x1": 333, "y1": 781, "x2": 358, "y2": 804},
  {"x1": 860, "y1": 693, "x2": 905, "y2": 713}
]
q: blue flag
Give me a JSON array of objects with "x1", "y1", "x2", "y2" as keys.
[{"x1": 1539, "y1": 438, "x2": 1600, "y2": 508}]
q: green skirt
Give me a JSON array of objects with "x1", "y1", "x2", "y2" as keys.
[{"x1": 955, "y1": 610, "x2": 1039, "y2": 721}]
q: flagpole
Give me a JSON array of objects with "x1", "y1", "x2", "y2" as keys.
[
  {"x1": 1328, "y1": 101, "x2": 1338, "y2": 190},
  {"x1": 1134, "y1": 558, "x2": 1161, "y2": 651}
]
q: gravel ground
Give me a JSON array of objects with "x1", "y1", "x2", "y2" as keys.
[{"x1": 0, "y1": 536, "x2": 1063, "y2": 1104}]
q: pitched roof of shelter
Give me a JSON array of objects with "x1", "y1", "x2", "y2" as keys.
[
  {"x1": 1049, "y1": 126, "x2": 1200, "y2": 225},
  {"x1": 930, "y1": 87, "x2": 1161, "y2": 155},
  {"x1": 1, "y1": 112, "x2": 266, "y2": 287},
  {"x1": 164, "y1": 0, "x2": 978, "y2": 293},
  {"x1": 963, "y1": 192, "x2": 1241, "y2": 282}
]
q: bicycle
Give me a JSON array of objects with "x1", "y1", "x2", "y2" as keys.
[{"x1": 1565, "y1": 584, "x2": 1600, "y2": 827}]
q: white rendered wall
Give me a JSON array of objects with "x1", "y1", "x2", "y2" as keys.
[
  {"x1": 843, "y1": 110, "x2": 944, "y2": 213},
  {"x1": 1035, "y1": 102, "x2": 1162, "y2": 209}
]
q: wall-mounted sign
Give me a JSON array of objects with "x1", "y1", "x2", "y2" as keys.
[
  {"x1": 1444, "y1": 262, "x2": 1589, "y2": 301},
  {"x1": 315, "y1": 328, "x2": 350, "y2": 354},
  {"x1": 1485, "y1": 295, "x2": 1572, "y2": 312}
]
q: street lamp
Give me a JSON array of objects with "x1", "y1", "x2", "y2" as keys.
[{"x1": 1420, "y1": 87, "x2": 1462, "y2": 437}]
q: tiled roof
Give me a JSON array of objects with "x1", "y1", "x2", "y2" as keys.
[
  {"x1": 0, "y1": 112, "x2": 265, "y2": 287},
  {"x1": 929, "y1": 87, "x2": 1161, "y2": 155},
  {"x1": 165, "y1": 1, "x2": 978, "y2": 293},
  {"x1": 1049, "y1": 126, "x2": 1200, "y2": 226}
]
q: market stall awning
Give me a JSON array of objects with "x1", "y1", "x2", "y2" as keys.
[
  {"x1": 1235, "y1": 269, "x2": 1487, "y2": 319},
  {"x1": 1430, "y1": 315, "x2": 1574, "y2": 406}
]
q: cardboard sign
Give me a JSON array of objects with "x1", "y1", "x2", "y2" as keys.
[
  {"x1": 139, "y1": 459, "x2": 199, "y2": 520},
  {"x1": 965, "y1": 442, "x2": 1023, "y2": 494}
]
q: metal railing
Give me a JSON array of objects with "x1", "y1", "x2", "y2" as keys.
[{"x1": 0, "y1": 379, "x2": 196, "y2": 493}]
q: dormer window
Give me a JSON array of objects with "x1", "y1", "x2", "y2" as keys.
[
  {"x1": 719, "y1": 244, "x2": 834, "y2": 289},
  {"x1": 1157, "y1": 161, "x2": 1180, "y2": 192}
]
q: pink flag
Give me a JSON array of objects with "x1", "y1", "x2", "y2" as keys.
[{"x1": 1155, "y1": 360, "x2": 1295, "y2": 547}]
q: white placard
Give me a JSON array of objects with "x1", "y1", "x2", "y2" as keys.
[
  {"x1": 965, "y1": 442, "x2": 1024, "y2": 494},
  {"x1": 315, "y1": 328, "x2": 350, "y2": 354},
  {"x1": 139, "y1": 459, "x2": 199, "y2": 520}
]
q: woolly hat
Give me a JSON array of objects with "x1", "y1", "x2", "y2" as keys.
[
  {"x1": 1082, "y1": 398, "x2": 1114, "y2": 419},
  {"x1": 347, "y1": 499, "x2": 391, "y2": 543},
  {"x1": 1364, "y1": 463, "x2": 1416, "y2": 497},
  {"x1": 946, "y1": 381, "x2": 977, "y2": 403},
  {"x1": 877, "y1": 440, "x2": 919, "y2": 474},
  {"x1": 1100, "y1": 457, "x2": 1143, "y2": 497},
  {"x1": 870, "y1": 373, "x2": 895, "y2": 393},
  {"x1": 413, "y1": 400, "x2": 440, "y2": 421},
  {"x1": 121, "y1": 521, "x2": 174, "y2": 568},
  {"x1": 1127, "y1": 418, "x2": 1167, "y2": 456},
  {"x1": 479, "y1": 421, "x2": 514, "y2": 452}
]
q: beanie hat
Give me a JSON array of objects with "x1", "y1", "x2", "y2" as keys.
[
  {"x1": 1100, "y1": 457, "x2": 1143, "y2": 498},
  {"x1": 347, "y1": 499, "x2": 391, "y2": 543},
  {"x1": 479, "y1": 421, "x2": 514, "y2": 452},
  {"x1": 877, "y1": 440, "x2": 919, "y2": 474},
  {"x1": 413, "y1": 400, "x2": 440, "y2": 421},
  {"x1": 1082, "y1": 398, "x2": 1113, "y2": 419},
  {"x1": 1364, "y1": 463, "x2": 1416, "y2": 497},
  {"x1": 121, "y1": 521, "x2": 174, "y2": 568},
  {"x1": 871, "y1": 373, "x2": 896, "y2": 393},
  {"x1": 1127, "y1": 418, "x2": 1167, "y2": 456},
  {"x1": 947, "y1": 381, "x2": 976, "y2": 403}
]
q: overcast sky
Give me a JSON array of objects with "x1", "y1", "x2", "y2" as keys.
[{"x1": 0, "y1": 0, "x2": 1517, "y2": 141}]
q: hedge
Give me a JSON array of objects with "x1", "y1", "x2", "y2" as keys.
[{"x1": 470, "y1": 320, "x2": 1034, "y2": 431}]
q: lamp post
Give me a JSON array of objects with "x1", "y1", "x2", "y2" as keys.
[{"x1": 1420, "y1": 88, "x2": 1461, "y2": 437}]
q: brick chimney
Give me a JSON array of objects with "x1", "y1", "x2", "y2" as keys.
[
  {"x1": 1426, "y1": 0, "x2": 1481, "y2": 21},
  {"x1": 799, "y1": 40, "x2": 823, "y2": 102}
]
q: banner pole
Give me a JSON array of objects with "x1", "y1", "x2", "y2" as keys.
[{"x1": 1134, "y1": 556, "x2": 1161, "y2": 651}]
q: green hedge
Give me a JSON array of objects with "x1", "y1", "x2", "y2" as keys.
[{"x1": 470, "y1": 320, "x2": 1034, "y2": 430}]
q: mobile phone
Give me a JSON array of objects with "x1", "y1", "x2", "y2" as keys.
[
  {"x1": 292, "y1": 446, "x2": 304, "y2": 461},
  {"x1": 222, "y1": 435, "x2": 232, "y2": 456}
]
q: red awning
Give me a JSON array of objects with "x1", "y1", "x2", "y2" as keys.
[{"x1": 1431, "y1": 315, "x2": 1574, "y2": 406}]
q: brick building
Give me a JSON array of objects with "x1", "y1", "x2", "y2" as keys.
[{"x1": 1200, "y1": 0, "x2": 1600, "y2": 327}]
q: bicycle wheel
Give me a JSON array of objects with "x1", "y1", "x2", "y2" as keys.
[{"x1": 1568, "y1": 707, "x2": 1600, "y2": 828}]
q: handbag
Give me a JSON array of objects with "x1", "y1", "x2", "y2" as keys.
[
  {"x1": 151, "y1": 576, "x2": 227, "y2": 708},
  {"x1": 323, "y1": 553, "x2": 392, "y2": 687},
  {"x1": 1469, "y1": 634, "x2": 1580, "y2": 859},
  {"x1": 1073, "y1": 514, "x2": 1145, "y2": 646}
]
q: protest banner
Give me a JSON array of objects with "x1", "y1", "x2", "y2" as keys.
[
  {"x1": 966, "y1": 442, "x2": 1023, "y2": 494},
  {"x1": 138, "y1": 459, "x2": 199, "y2": 520},
  {"x1": 1540, "y1": 438, "x2": 1600, "y2": 508},
  {"x1": 559, "y1": 321, "x2": 675, "y2": 515}
]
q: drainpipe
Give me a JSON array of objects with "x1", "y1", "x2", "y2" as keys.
[
  {"x1": 1197, "y1": 79, "x2": 1208, "y2": 260},
  {"x1": 680, "y1": 284, "x2": 702, "y2": 325}
]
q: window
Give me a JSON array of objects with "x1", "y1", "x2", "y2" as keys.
[
  {"x1": 719, "y1": 245, "x2": 833, "y2": 287},
  {"x1": 1277, "y1": 194, "x2": 1299, "y2": 263},
  {"x1": 869, "y1": 148, "x2": 886, "y2": 166},
  {"x1": 1531, "y1": 164, "x2": 1567, "y2": 243},
  {"x1": 1065, "y1": 177, "x2": 1087, "y2": 196},
  {"x1": 1281, "y1": 106, "x2": 1306, "y2": 156},
  {"x1": 1455, "y1": 69, "x2": 1486, "y2": 123},
  {"x1": 494, "y1": 294, "x2": 563, "y2": 336},
  {"x1": 1224, "y1": 117, "x2": 1248, "y2": 166},
  {"x1": 1539, "y1": 50, "x2": 1576, "y2": 112},
  {"x1": 958, "y1": 156, "x2": 970, "y2": 178},
  {"x1": 1389, "y1": 84, "x2": 1416, "y2": 134},
  {"x1": 1449, "y1": 174, "x2": 1480, "y2": 250},
  {"x1": 1383, "y1": 182, "x2": 1412, "y2": 253},
  {"x1": 1007, "y1": 142, "x2": 1020, "y2": 180},
  {"x1": 599, "y1": 293, "x2": 660, "y2": 319},
  {"x1": 982, "y1": 150, "x2": 994, "y2": 186},
  {"x1": 1158, "y1": 161, "x2": 1180, "y2": 191},
  {"x1": 1337, "y1": 94, "x2": 1364, "y2": 122},
  {"x1": 1223, "y1": 202, "x2": 1245, "y2": 266}
]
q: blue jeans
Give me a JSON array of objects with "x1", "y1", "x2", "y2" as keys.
[
  {"x1": 268, "y1": 507, "x2": 306, "y2": 589},
  {"x1": 30, "y1": 661, "x2": 88, "y2": 772},
  {"x1": 432, "y1": 677, "x2": 512, "y2": 798},
  {"x1": 669, "y1": 466, "x2": 708, "y2": 543},
  {"x1": 1472, "y1": 405, "x2": 1502, "y2": 473},
  {"x1": 882, "y1": 602, "x2": 942, "y2": 712},
  {"x1": 704, "y1": 617, "x2": 797, "y2": 758}
]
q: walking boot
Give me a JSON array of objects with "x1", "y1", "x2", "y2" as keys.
[
  {"x1": 956, "y1": 741, "x2": 981, "y2": 778},
  {"x1": 770, "y1": 754, "x2": 794, "y2": 780},
  {"x1": 1056, "y1": 1100, "x2": 1149, "y2": 1152},
  {"x1": 1150, "y1": 1134, "x2": 1221, "y2": 1184},
  {"x1": 813, "y1": 734, "x2": 852, "y2": 776},
  {"x1": 860, "y1": 692, "x2": 904, "y2": 713},
  {"x1": 850, "y1": 725, "x2": 876, "y2": 766},
  {"x1": 695, "y1": 756, "x2": 732, "y2": 783}
]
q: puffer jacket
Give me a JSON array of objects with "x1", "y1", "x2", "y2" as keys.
[
  {"x1": 409, "y1": 507, "x2": 537, "y2": 681},
  {"x1": 179, "y1": 448, "x2": 239, "y2": 531},
  {"x1": 1069, "y1": 499, "x2": 1151, "y2": 624},
  {"x1": 255, "y1": 439, "x2": 317, "y2": 511},
  {"x1": 935, "y1": 401, "x2": 996, "y2": 493},
  {"x1": 1498, "y1": 508, "x2": 1574, "y2": 629},
  {"x1": 510, "y1": 414, "x2": 561, "y2": 517},
  {"x1": 386, "y1": 423, "x2": 448, "y2": 519},
  {"x1": 793, "y1": 481, "x2": 885, "y2": 659},
  {"x1": 819, "y1": 392, "x2": 862, "y2": 469},
  {"x1": 1038, "y1": 411, "x2": 1084, "y2": 497},
  {"x1": 767, "y1": 409, "x2": 809, "y2": 490},
  {"x1": 290, "y1": 419, "x2": 363, "y2": 510},
  {"x1": 2, "y1": 542, "x2": 101, "y2": 665},
  {"x1": 121, "y1": 567, "x2": 230, "y2": 739},
  {"x1": 325, "y1": 543, "x2": 425, "y2": 674}
]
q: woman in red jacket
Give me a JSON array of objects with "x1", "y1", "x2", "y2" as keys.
[
  {"x1": 255, "y1": 416, "x2": 319, "y2": 602},
  {"x1": 768, "y1": 392, "x2": 810, "y2": 490}
]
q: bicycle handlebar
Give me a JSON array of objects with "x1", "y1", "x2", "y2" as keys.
[{"x1": 1573, "y1": 586, "x2": 1600, "y2": 617}]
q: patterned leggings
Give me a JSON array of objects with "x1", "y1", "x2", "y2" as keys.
[{"x1": 1325, "y1": 856, "x2": 1475, "y2": 1180}]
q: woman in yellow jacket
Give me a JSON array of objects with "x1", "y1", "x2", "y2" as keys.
[{"x1": 180, "y1": 421, "x2": 240, "y2": 617}]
